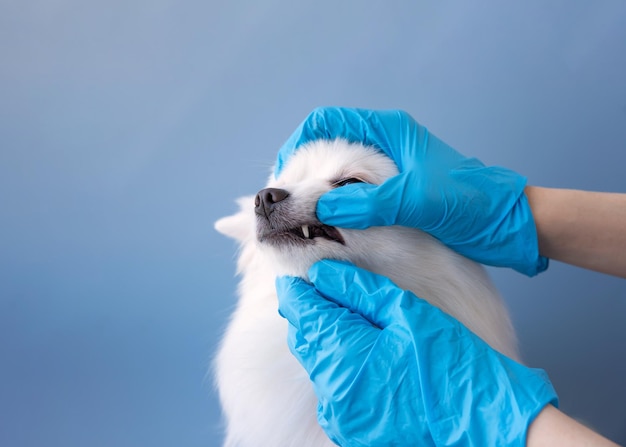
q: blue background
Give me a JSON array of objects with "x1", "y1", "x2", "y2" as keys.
[{"x1": 1, "y1": 1, "x2": 625, "y2": 445}]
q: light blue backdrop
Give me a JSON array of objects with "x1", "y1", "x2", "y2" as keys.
[{"x1": 1, "y1": 1, "x2": 625, "y2": 445}]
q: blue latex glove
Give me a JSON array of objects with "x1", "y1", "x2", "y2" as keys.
[
  {"x1": 276, "y1": 260, "x2": 558, "y2": 447},
  {"x1": 276, "y1": 107, "x2": 548, "y2": 276}
]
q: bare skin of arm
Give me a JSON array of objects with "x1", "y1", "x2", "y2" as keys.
[
  {"x1": 527, "y1": 405, "x2": 621, "y2": 447},
  {"x1": 525, "y1": 186, "x2": 626, "y2": 446},
  {"x1": 525, "y1": 186, "x2": 626, "y2": 278}
]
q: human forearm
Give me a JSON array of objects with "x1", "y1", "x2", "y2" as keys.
[
  {"x1": 525, "y1": 186, "x2": 626, "y2": 278},
  {"x1": 527, "y1": 405, "x2": 620, "y2": 446}
]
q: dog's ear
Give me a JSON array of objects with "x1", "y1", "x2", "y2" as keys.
[{"x1": 214, "y1": 196, "x2": 255, "y2": 243}]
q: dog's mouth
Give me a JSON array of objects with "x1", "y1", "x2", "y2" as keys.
[{"x1": 257, "y1": 222, "x2": 345, "y2": 246}]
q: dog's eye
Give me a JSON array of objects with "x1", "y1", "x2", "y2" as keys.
[{"x1": 332, "y1": 177, "x2": 365, "y2": 188}]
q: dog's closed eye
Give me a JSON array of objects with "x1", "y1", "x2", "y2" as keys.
[{"x1": 331, "y1": 177, "x2": 366, "y2": 188}]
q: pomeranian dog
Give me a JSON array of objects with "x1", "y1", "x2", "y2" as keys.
[{"x1": 214, "y1": 139, "x2": 519, "y2": 447}]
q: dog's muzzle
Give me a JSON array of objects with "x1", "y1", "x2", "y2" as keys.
[{"x1": 255, "y1": 188, "x2": 344, "y2": 246}]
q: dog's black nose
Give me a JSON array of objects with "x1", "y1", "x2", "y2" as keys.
[{"x1": 255, "y1": 188, "x2": 289, "y2": 218}]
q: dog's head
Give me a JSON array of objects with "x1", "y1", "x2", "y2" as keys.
[
  {"x1": 215, "y1": 139, "x2": 398, "y2": 277},
  {"x1": 215, "y1": 139, "x2": 519, "y2": 359}
]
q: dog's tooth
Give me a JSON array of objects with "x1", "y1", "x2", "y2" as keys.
[{"x1": 302, "y1": 225, "x2": 310, "y2": 239}]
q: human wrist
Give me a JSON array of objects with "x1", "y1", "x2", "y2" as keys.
[{"x1": 444, "y1": 168, "x2": 548, "y2": 276}]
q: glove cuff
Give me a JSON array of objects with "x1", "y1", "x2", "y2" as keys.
[{"x1": 452, "y1": 168, "x2": 549, "y2": 277}]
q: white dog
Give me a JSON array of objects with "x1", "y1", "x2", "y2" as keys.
[{"x1": 214, "y1": 139, "x2": 519, "y2": 447}]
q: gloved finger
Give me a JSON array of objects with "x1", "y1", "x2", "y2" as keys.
[
  {"x1": 275, "y1": 275, "x2": 322, "y2": 330},
  {"x1": 316, "y1": 173, "x2": 415, "y2": 228},
  {"x1": 276, "y1": 275, "x2": 378, "y2": 337},
  {"x1": 276, "y1": 276, "x2": 367, "y2": 332},
  {"x1": 274, "y1": 107, "x2": 425, "y2": 177},
  {"x1": 276, "y1": 276, "x2": 382, "y2": 378},
  {"x1": 307, "y1": 260, "x2": 430, "y2": 329}
]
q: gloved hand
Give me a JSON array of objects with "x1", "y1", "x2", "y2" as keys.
[
  {"x1": 275, "y1": 107, "x2": 548, "y2": 276},
  {"x1": 277, "y1": 260, "x2": 558, "y2": 446}
]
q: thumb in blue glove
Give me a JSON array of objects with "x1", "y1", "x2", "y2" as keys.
[
  {"x1": 275, "y1": 107, "x2": 548, "y2": 276},
  {"x1": 276, "y1": 259, "x2": 558, "y2": 446}
]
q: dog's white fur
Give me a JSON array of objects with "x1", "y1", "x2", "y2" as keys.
[{"x1": 214, "y1": 139, "x2": 519, "y2": 447}]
